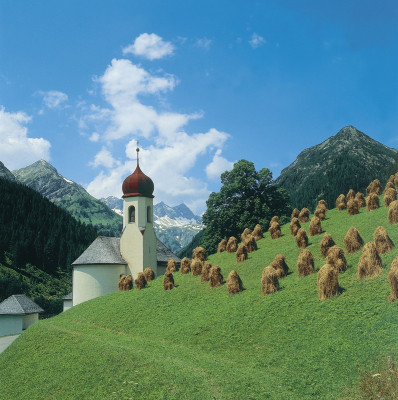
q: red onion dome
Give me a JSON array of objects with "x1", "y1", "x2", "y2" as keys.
[{"x1": 122, "y1": 165, "x2": 154, "y2": 198}]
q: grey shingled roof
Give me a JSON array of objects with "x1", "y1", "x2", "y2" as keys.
[
  {"x1": 63, "y1": 292, "x2": 72, "y2": 300},
  {"x1": 72, "y1": 236, "x2": 127, "y2": 265},
  {"x1": 0, "y1": 295, "x2": 44, "y2": 315},
  {"x1": 156, "y1": 239, "x2": 180, "y2": 263},
  {"x1": 72, "y1": 236, "x2": 180, "y2": 266}
]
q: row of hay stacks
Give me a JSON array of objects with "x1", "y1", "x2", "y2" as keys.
[{"x1": 118, "y1": 268, "x2": 155, "y2": 291}]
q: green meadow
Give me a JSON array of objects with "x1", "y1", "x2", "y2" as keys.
[{"x1": 1, "y1": 198, "x2": 397, "y2": 399}]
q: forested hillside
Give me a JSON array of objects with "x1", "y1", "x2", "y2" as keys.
[
  {"x1": 276, "y1": 126, "x2": 398, "y2": 210},
  {"x1": 0, "y1": 178, "x2": 97, "y2": 313}
]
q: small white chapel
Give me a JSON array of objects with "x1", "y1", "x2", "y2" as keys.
[{"x1": 71, "y1": 147, "x2": 180, "y2": 307}]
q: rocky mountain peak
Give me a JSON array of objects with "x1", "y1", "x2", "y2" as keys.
[{"x1": 0, "y1": 161, "x2": 16, "y2": 182}]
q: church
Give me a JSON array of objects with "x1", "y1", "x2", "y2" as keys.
[{"x1": 71, "y1": 148, "x2": 180, "y2": 306}]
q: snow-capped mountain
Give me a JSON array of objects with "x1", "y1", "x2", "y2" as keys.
[{"x1": 100, "y1": 197, "x2": 203, "y2": 252}]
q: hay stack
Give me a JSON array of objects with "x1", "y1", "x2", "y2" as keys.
[
  {"x1": 317, "y1": 264, "x2": 339, "y2": 301},
  {"x1": 317, "y1": 199, "x2": 328, "y2": 210},
  {"x1": 270, "y1": 254, "x2": 289, "y2": 278},
  {"x1": 191, "y1": 259, "x2": 203, "y2": 276},
  {"x1": 384, "y1": 187, "x2": 397, "y2": 207},
  {"x1": 394, "y1": 173, "x2": 398, "y2": 188},
  {"x1": 355, "y1": 192, "x2": 366, "y2": 208},
  {"x1": 270, "y1": 216, "x2": 279, "y2": 224},
  {"x1": 387, "y1": 174, "x2": 395, "y2": 184},
  {"x1": 336, "y1": 194, "x2": 347, "y2": 210},
  {"x1": 290, "y1": 217, "x2": 301, "y2": 236},
  {"x1": 252, "y1": 224, "x2": 263, "y2": 241},
  {"x1": 269, "y1": 222, "x2": 282, "y2": 239},
  {"x1": 143, "y1": 267, "x2": 155, "y2": 282},
  {"x1": 241, "y1": 228, "x2": 252, "y2": 243},
  {"x1": 346, "y1": 189, "x2": 355, "y2": 201},
  {"x1": 298, "y1": 207, "x2": 310, "y2": 223},
  {"x1": 357, "y1": 242, "x2": 383, "y2": 278},
  {"x1": 297, "y1": 249, "x2": 314, "y2": 277},
  {"x1": 347, "y1": 199, "x2": 359, "y2": 215},
  {"x1": 217, "y1": 239, "x2": 227, "y2": 253},
  {"x1": 291, "y1": 208, "x2": 300, "y2": 219},
  {"x1": 226, "y1": 270, "x2": 243, "y2": 294},
  {"x1": 226, "y1": 236, "x2": 238, "y2": 253},
  {"x1": 166, "y1": 258, "x2": 177, "y2": 273},
  {"x1": 374, "y1": 226, "x2": 394, "y2": 254},
  {"x1": 180, "y1": 257, "x2": 191, "y2": 274},
  {"x1": 388, "y1": 200, "x2": 398, "y2": 224},
  {"x1": 192, "y1": 247, "x2": 206, "y2": 262},
  {"x1": 295, "y1": 228, "x2": 308, "y2": 249},
  {"x1": 320, "y1": 233, "x2": 335, "y2": 258},
  {"x1": 366, "y1": 193, "x2": 379, "y2": 211},
  {"x1": 385, "y1": 181, "x2": 395, "y2": 191},
  {"x1": 261, "y1": 266, "x2": 279, "y2": 295},
  {"x1": 314, "y1": 204, "x2": 326, "y2": 221},
  {"x1": 163, "y1": 272, "x2": 175, "y2": 290},
  {"x1": 326, "y1": 245, "x2": 347, "y2": 272},
  {"x1": 366, "y1": 179, "x2": 382, "y2": 195},
  {"x1": 118, "y1": 274, "x2": 127, "y2": 291},
  {"x1": 344, "y1": 227, "x2": 364, "y2": 253},
  {"x1": 135, "y1": 272, "x2": 147, "y2": 290},
  {"x1": 388, "y1": 257, "x2": 398, "y2": 302},
  {"x1": 201, "y1": 261, "x2": 212, "y2": 282},
  {"x1": 309, "y1": 216, "x2": 322, "y2": 236},
  {"x1": 245, "y1": 234, "x2": 258, "y2": 252},
  {"x1": 209, "y1": 265, "x2": 223, "y2": 288},
  {"x1": 118, "y1": 274, "x2": 133, "y2": 291},
  {"x1": 236, "y1": 244, "x2": 248, "y2": 263}
]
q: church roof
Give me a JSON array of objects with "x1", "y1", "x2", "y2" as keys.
[
  {"x1": 122, "y1": 164, "x2": 154, "y2": 198},
  {"x1": 0, "y1": 295, "x2": 44, "y2": 315},
  {"x1": 72, "y1": 236, "x2": 180, "y2": 266},
  {"x1": 72, "y1": 236, "x2": 127, "y2": 265}
]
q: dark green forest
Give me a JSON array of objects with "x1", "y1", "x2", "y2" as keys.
[{"x1": 0, "y1": 178, "x2": 97, "y2": 313}]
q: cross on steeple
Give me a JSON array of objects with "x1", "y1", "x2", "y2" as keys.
[{"x1": 136, "y1": 140, "x2": 140, "y2": 166}]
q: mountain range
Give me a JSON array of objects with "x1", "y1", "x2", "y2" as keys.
[
  {"x1": 276, "y1": 126, "x2": 398, "y2": 210},
  {"x1": 3, "y1": 160, "x2": 203, "y2": 253}
]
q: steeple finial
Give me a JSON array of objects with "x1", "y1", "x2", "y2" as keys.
[{"x1": 136, "y1": 140, "x2": 140, "y2": 166}]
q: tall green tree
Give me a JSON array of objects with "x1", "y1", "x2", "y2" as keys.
[{"x1": 201, "y1": 159, "x2": 290, "y2": 254}]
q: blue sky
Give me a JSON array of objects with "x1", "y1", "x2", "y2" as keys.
[{"x1": 1, "y1": 1, "x2": 398, "y2": 214}]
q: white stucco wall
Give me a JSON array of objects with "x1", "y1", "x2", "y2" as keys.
[
  {"x1": 72, "y1": 264, "x2": 127, "y2": 306},
  {"x1": 121, "y1": 196, "x2": 157, "y2": 277},
  {"x1": 22, "y1": 313, "x2": 38, "y2": 330},
  {"x1": 0, "y1": 315, "x2": 23, "y2": 336},
  {"x1": 63, "y1": 299, "x2": 73, "y2": 312}
]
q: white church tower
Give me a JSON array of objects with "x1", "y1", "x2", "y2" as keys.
[{"x1": 120, "y1": 147, "x2": 157, "y2": 277}]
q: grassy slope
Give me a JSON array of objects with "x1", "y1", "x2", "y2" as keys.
[{"x1": 1, "y1": 198, "x2": 398, "y2": 400}]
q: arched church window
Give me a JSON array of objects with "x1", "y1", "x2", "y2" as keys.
[
  {"x1": 129, "y1": 206, "x2": 135, "y2": 223},
  {"x1": 147, "y1": 206, "x2": 151, "y2": 223}
]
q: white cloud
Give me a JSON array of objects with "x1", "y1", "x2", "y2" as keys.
[
  {"x1": 0, "y1": 106, "x2": 51, "y2": 170},
  {"x1": 206, "y1": 149, "x2": 234, "y2": 179},
  {"x1": 89, "y1": 132, "x2": 100, "y2": 142},
  {"x1": 89, "y1": 147, "x2": 119, "y2": 168},
  {"x1": 83, "y1": 58, "x2": 232, "y2": 214},
  {"x1": 123, "y1": 33, "x2": 175, "y2": 60},
  {"x1": 41, "y1": 90, "x2": 68, "y2": 109},
  {"x1": 196, "y1": 38, "x2": 212, "y2": 50},
  {"x1": 249, "y1": 33, "x2": 266, "y2": 49}
]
